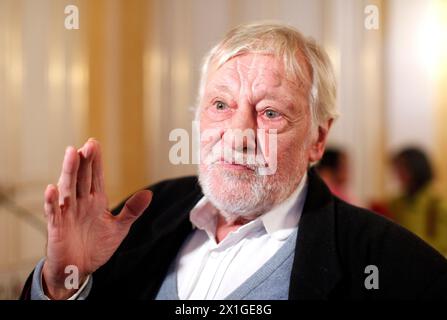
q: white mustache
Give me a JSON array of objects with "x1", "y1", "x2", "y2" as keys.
[
  {"x1": 199, "y1": 127, "x2": 278, "y2": 175},
  {"x1": 203, "y1": 145, "x2": 268, "y2": 170}
]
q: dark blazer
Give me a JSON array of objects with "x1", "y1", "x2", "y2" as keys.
[{"x1": 21, "y1": 169, "x2": 447, "y2": 299}]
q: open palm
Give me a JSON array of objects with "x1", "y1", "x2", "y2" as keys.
[{"x1": 42, "y1": 139, "x2": 152, "y2": 299}]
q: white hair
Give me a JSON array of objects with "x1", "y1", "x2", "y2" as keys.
[{"x1": 196, "y1": 21, "x2": 339, "y2": 127}]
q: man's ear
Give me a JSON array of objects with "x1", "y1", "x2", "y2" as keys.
[{"x1": 308, "y1": 119, "x2": 333, "y2": 163}]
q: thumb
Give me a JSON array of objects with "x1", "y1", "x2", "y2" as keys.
[{"x1": 118, "y1": 190, "x2": 153, "y2": 226}]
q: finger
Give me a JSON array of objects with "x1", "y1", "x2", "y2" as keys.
[
  {"x1": 44, "y1": 184, "x2": 60, "y2": 219},
  {"x1": 57, "y1": 146, "x2": 80, "y2": 206},
  {"x1": 117, "y1": 190, "x2": 152, "y2": 226},
  {"x1": 89, "y1": 138, "x2": 105, "y2": 193},
  {"x1": 76, "y1": 141, "x2": 93, "y2": 198}
]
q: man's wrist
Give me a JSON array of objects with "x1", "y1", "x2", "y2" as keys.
[{"x1": 41, "y1": 262, "x2": 88, "y2": 300}]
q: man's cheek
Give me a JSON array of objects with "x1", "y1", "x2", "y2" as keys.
[
  {"x1": 258, "y1": 136, "x2": 279, "y2": 176},
  {"x1": 199, "y1": 126, "x2": 223, "y2": 164},
  {"x1": 256, "y1": 129, "x2": 277, "y2": 158},
  {"x1": 278, "y1": 142, "x2": 302, "y2": 167}
]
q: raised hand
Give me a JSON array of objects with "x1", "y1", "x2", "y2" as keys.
[{"x1": 42, "y1": 139, "x2": 152, "y2": 299}]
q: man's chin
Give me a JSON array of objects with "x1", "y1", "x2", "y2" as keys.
[{"x1": 198, "y1": 167, "x2": 272, "y2": 219}]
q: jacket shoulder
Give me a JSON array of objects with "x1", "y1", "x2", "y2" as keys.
[
  {"x1": 332, "y1": 198, "x2": 447, "y2": 298},
  {"x1": 146, "y1": 175, "x2": 199, "y2": 194},
  {"x1": 112, "y1": 175, "x2": 200, "y2": 215},
  {"x1": 111, "y1": 175, "x2": 201, "y2": 249}
]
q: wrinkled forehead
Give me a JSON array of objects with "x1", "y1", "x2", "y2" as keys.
[{"x1": 205, "y1": 53, "x2": 311, "y2": 94}]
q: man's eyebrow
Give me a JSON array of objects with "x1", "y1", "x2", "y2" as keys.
[
  {"x1": 207, "y1": 84, "x2": 300, "y2": 110},
  {"x1": 263, "y1": 92, "x2": 284, "y2": 100},
  {"x1": 260, "y1": 92, "x2": 295, "y2": 105},
  {"x1": 208, "y1": 84, "x2": 234, "y2": 95}
]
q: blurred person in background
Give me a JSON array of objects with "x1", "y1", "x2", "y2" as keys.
[
  {"x1": 315, "y1": 147, "x2": 357, "y2": 204},
  {"x1": 389, "y1": 147, "x2": 447, "y2": 256}
]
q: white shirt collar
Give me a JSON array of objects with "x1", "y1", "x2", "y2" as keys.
[{"x1": 190, "y1": 172, "x2": 308, "y2": 242}]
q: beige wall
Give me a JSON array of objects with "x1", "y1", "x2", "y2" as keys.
[
  {"x1": 385, "y1": 0, "x2": 447, "y2": 196},
  {"x1": 86, "y1": 0, "x2": 149, "y2": 202},
  {"x1": 433, "y1": 1, "x2": 447, "y2": 198},
  {"x1": 0, "y1": 0, "x2": 151, "y2": 298}
]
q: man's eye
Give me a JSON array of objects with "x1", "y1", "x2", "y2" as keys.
[
  {"x1": 214, "y1": 101, "x2": 229, "y2": 111},
  {"x1": 264, "y1": 109, "x2": 281, "y2": 119}
]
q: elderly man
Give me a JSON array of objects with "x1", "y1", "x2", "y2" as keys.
[{"x1": 21, "y1": 22, "x2": 447, "y2": 300}]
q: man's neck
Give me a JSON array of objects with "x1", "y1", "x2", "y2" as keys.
[{"x1": 215, "y1": 214, "x2": 252, "y2": 244}]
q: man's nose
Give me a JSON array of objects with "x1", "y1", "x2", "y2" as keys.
[{"x1": 223, "y1": 106, "x2": 257, "y2": 152}]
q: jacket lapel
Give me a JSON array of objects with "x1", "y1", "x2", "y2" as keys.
[
  {"x1": 288, "y1": 169, "x2": 342, "y2": 299},
  {"x1": 139, "y1": 185, "x2": 203, "y2": 299}
]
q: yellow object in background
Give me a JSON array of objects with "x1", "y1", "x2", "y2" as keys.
[{"x1": 389, "y1": 185, "x2": 447, "y2": 257}]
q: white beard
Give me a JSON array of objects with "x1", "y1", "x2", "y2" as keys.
[
  {"x1": 198, "y1": 163, "x2": 302, "y2": 223},
  {"x1": 197, "y1": 126, "x2": 311, "y2": 223}
]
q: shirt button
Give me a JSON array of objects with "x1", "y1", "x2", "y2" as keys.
[{"x1": 209, "y1": 251, "x2": 218, "y2": 259}]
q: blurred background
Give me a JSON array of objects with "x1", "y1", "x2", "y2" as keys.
[{"x1": 1, "y1": 0, "x2": 446, "y2": 299}]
